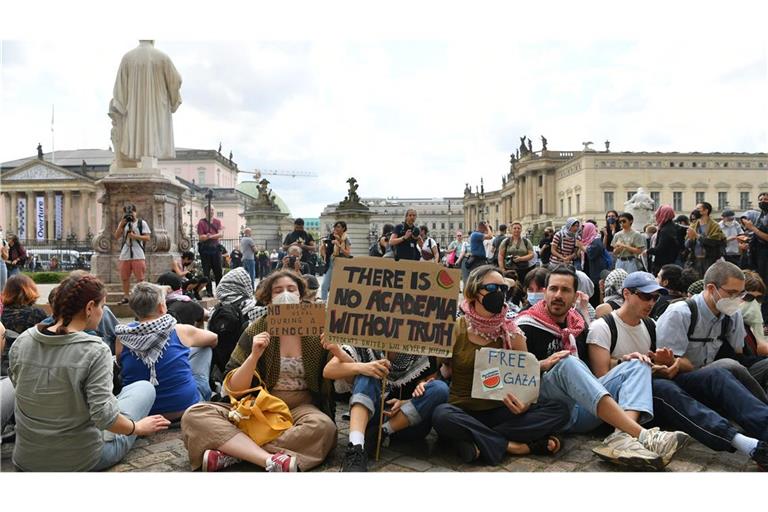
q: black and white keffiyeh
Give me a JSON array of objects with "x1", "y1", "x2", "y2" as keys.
[
  {"x1": 115, "y1": 314, "x2": 177, "y2": 385},
  {"x1": 215, "y1": 267, "x2": 265, "y2": 322},
  {"x1": 342, "y1": 346, "x2": 431, "y2": 394}
]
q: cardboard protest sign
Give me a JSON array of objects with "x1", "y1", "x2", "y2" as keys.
[
  {"x1": 324, "y1": 256, "x2": 461, "y2": 357},
  {"x1": 267, "y1": 303, "x2": 326, "y2": 337},
  {"x1": 470, "y1": 348, "x2": 540, "y2": 404}
]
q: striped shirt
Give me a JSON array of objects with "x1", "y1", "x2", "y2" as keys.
[{"x1": 550, "y1": 231, "x2": 577, "y2": 264}]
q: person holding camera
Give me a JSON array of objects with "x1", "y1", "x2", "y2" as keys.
[
  {"x1": 320, "y1": 221, "x2": 352, "y2": 301},
  {"x1": 197, "y1": 205, "x2": 224, "y2": 297},
  {"x1": 389, "y1": 209, "x2": 423, "y2": 261},
  {"x1": 113, "y1": 204, "x2": 151, "y2": 304},
  {"x1": 277, "y1": 246, "x2": 310, "y2": 275}
]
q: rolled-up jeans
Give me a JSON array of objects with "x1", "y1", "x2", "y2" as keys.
[
  {"x1": 189, "y1": 346, "x2": 213, "y2": 401},
  {"x1": 539, "y1": 356, "x2": 653, "y2": 433},
  {"x1": 350, "y1": 375, "x2": 449, "y2": 441}
]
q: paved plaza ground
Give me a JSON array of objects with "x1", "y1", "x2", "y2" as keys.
[{"x1": 1, "y1": 280, "x2": 761, "y2": 473}]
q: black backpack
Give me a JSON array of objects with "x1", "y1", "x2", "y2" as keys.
[
  {"x1": 577, "y1": 315, "x2": 657, "y2": 370},
  {"x1": 208, "y1": 298, "x2": 250, "y2": 373}
]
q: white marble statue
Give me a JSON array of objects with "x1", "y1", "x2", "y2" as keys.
[
  {"x1": 624, "y1": 187, "x2": 656, "y2": 227},
  {"x1": 109, "y1": 40, "x2": 182, "y2": 167}
]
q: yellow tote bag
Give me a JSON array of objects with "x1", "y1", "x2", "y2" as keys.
[{"x1": 222, "y1": 369, "x2": 293, "y2": 445}]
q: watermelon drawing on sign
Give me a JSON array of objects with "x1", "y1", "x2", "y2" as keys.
[
  {"x1": 436, "y1": 269, "x2": 454, "y2": 289},
  {"x1": 480, "y1": 367, "x2": 502, "y2": 391}
]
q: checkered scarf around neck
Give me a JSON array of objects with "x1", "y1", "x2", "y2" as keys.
[
  {"x1": 115, "y1": 314, "x2": 177, "y2": 385},
  {"x1": 347, "y1": 346, "x2": 431, "y2": 392},
  {"x1": 459, "y1": 299, "x2": 521, "y2": 349},
  {"x1": 516, "y1": 300, "x2": 585, "y2": 355},
  {"x1": 215, "y1": 267, "x2": 262, "y2": 322}
]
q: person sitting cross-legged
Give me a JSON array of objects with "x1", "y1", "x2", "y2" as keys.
[
  {"x1": 116, "y1": 282, "x2": 217, "y2": 421},
  {"x1": 323, "y1": 341, "x2": 448, "y2": 472},
  {"x1": 588, "y1": 270, "x2": 768, "y2": 470},
  {"x1": 515, "y1": 265, "x2": 690, "y2": 470}
]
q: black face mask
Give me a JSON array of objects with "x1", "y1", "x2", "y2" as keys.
[
  {"x1": 760, "y1": 202, "x2": 768, "y2": 212},
  {"x1": 481, "y1": 290, "x2": 506, "y2": 315}
]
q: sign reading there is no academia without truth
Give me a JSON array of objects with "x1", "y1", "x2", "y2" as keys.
[{"x1": 324, "y1": 256, "x2": 461, "y2": 357}]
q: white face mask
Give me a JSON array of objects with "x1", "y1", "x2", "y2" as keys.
[
  {"x1": 272, "y1": 290, "x2": 300, "y2": 305},
  {"x1": 714, "y1": 288, "x2": 742, "y2": 316}
]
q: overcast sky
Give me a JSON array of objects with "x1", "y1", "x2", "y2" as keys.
[{"x1": 1, "y1": 1, "x2": 766, "y2": 219}]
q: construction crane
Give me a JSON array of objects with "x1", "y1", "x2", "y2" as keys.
[{"x1": 239, "y1": 168, "x2": 318, "y2": 179}]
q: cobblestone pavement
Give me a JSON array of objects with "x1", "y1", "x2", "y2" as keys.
[{"x1": 1, "y1": 401, "x2": 759, "y2": 473}]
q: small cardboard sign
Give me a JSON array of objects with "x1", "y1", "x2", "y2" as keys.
[
  {"x1": 324, "y1": 256, "x2": 461, "y2": 357},
  {"x1": 267, "y1": 303, "x2": 326, "y2": 337},
  {"x1": 470, "y1": 348, "x2": 540, "y2": 404}
]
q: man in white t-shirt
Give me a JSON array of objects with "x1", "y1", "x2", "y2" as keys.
[
  {"x1": 587, "y1": 270, "x2": 768, "y2": 469},
  {"x1": 112, "y1": 204, "x2": 151, "y2": 304}
]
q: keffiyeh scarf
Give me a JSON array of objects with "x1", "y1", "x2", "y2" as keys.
[
  {"x1": 115, "y1": 314, "x2": 177, "y2": 385},
  {"x1": 215, "y1": 267, "x2": 264, "y2": 322},
  {"x1": 515, "y1": 300, "x2": 585, "y2": 355},
  {"x1": 459, "y1": 299, "x2": 522, "y2": 348}
]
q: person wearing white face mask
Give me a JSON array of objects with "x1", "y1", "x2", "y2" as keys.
[
  {"x1": 521, "y1": 267, "x2": 550, "y2": 310},
  {"x1": 181, "y1": 270, "x2": 337, "y2": 473},
  {"x1": 718, "y1": 210, "x2": 744, "y2": 266},
  {"x1": 657, "y1": 260, "x2": 767, "y2": 400}
]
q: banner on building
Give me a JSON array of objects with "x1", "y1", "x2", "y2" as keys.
[
  {"x1": 55, "y1": 194, "x2": 63, "y2": 240},
  {"x1": 17, "y1": 198, "x2": 26, "y2": 239},
  {"x1": 36, "y1": 196, "x2": 45, "y2": 241},
  {"x1": 324, "y1": 256, "x2": 461, "y2": 357}
]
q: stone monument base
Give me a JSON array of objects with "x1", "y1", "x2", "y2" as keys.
[{"x1": 91, "y1": 164, "x2": 191, "y2": 287}]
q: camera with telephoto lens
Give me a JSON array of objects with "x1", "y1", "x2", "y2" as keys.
[
  {"x1": 288, "y1": 255, "x2": 297, "y2": 267},
  {"x1": 408, "y1": 226, "x2": 420, "y2": 238},
  {"x1": 123, "y1": 205, "x2": 135, "y2": 222}
]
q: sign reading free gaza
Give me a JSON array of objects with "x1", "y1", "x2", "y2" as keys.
[
  {"x1": 471, "y1": 348, "x2": 540, "y2": 404},
  {"x1": 325, "y1": 257, "x2": 461, "y2": 357}
]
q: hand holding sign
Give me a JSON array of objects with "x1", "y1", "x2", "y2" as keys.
[
  {"x1": 503, "y1": 393, "x2": 531, "y2": 415},
  {"x1": 359, "y1": 359, "x2": 391, "y2": 379},
  {"x1": 471, "y1": 348, "x2": 540, "y2": 404}
]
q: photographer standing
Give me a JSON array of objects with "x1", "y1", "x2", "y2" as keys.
[
  {"x1": 320, "y1": 221, "x2": 351, "y2": 301},
  {"x1": 389, "y1": 208, "x2": 423, "y2": 261},
  {"x1": 112, "y1": 204, "x2": 151, "y2": 304},
  {"x1": 196, "y1": 205, "x2": 224, "y2": 297}
]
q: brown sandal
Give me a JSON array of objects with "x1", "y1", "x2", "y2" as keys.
[{"x1": 526, "y1": 435, "x2": 562, "y2": 456}]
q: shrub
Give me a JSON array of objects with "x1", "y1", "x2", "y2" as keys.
[{"x1": 22, "y1": 271, "x2": 67, "y2": 284}]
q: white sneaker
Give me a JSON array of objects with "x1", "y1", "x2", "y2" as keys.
[
  {"x1": 639, "y1": 427, "x2": 690, "y2": 466},
  {"x1": 592, "y1": 431, "x2": 663, "y2": 471}
]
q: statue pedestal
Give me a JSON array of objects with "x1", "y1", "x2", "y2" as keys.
[
  {"x1": 243, "y1": 208, "x2": 290, "y2": 251},
  {"x1": 624, "y1": 206, "x2": 654, "y2": 231},
  {"x1": 324, "y1": 206, "x2": 372, "y2": 257},
  {"x1": 91, "y1": 166, "x2": 190, "y2": 287}
]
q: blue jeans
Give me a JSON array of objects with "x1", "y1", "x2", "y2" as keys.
[
  {"x1": 350, "y1": 375, "x2": 449, "y2": 440},
  {"x1": 7, "y1": 266, "x2": 20, "y2": 278},
  {"x1": 242, "y1": 259, "x2": 256, "y2": 286},
  {"x1": 93, "y1": 380, "x2": 156, "y2": 471},
  {"x1": 321, "y1": 258, "x2": 334, "y2": 301},
  {"x1": 189, "y1": 347, "x2": 213, "y2": 401},
  {"x1": 0, "y1": 259, "x2": 7, "y2": 293},
  {"x1": 540, "y1": 357, "x2": 653, "y2": 433}
]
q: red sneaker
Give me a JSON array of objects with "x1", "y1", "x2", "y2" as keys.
[
  {"x1": 202, "y1": 449, "x2": 240, "y2": 472},
  {"x1": 267, "y1": 451, "x2": 298, "y2": 472}
]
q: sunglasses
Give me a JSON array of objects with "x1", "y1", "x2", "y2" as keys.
[
  {"x1": 744, "y1": 293, "x2": 764, "y2": 304},
  {"x1": 480, "y1": 283, "x2": 510, "y2": 295},
  {"x1": 630, "y1": 289, "x2": 660, "y2": 302}
]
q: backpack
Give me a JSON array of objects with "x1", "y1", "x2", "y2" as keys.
[
  {"x1": 577, "y1": 314, "x2": 656, "y2": 370},
  {"x1": 606, "y1": 299, "x2": 621, "y2": 311},
  {"x1": 421, "y1": 238, "x2": 435, "y2": 261},
  {"x1": 682, "y1": 298, "x2": 730, "y2": 345},
  {"x1": 208, "y1": 298, "x2": 250, "y2": 373}
]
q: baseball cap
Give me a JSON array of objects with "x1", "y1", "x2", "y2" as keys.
[
  {"x1": 294, "y1": 218, "x2": 305, "y2": 226},
  {"x1": 722, "y1": 209, "x2": 735, "y2": 218},
  {"x1": 622, "y1": 271, "x2": 668, "y2": 295},
  {"x1": 157, "y1": 272, "x2": 183, "y2": 291}
]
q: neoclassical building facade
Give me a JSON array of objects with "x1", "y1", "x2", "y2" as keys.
[{"x1": 463, "y1": 145, "x2": 768, "y2": 234}]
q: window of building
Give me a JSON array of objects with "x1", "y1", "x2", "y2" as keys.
[
  {"x1": 695, "y1": 191, "x2": 705, "y2": 204},
  {"x1": 717, "y1": 192, "x2": 727, "y2": 211},
  {"x1": 538, "y1": 198, "x2": 543, "y2": 215},
  {"x1": 197, "y1": 170, "x2": 206, "y2": 185},
  {"x1": 560, "y1": 199, "x2": 564, "y2": 217},
  {"x1": 538, "y1": 175, "x2": 543, "y2": 187},
  {"x1": 459, "y1": 223, "x2": 463, "y2": 230},
  {"x1": 673, "y1": 192, "x2": 683, "y2": 211},
  {"x1": 449, "y1": 222, "x2": 454, "y2": 230},
  {"x1": 604, "y1": 191, "x2": 614, "y2": 211},
  {"x1": 432, "y1": 222, "x2": 436, "y2": 230},
  {"x1": 723, "y1": 162, "x2": 728, "y2": 168},
  {"x1": 627, "y1": 191, "x2": 635, "y2": 201},
  {"x1": 495, "y1": 205, "x2": 499, "y2": 213},
  {"x1": 216, "y1": 169, "x2": 221, "y2": 186},
  {"x1": 568, "y1": 197, "x2": 572, "y2": 216},
  {"x1": 216, "y1": 210, "x2": 224, "y2": 218},
  {"x1": 441, "y1": 222, "x2": 445, "y2": 229},
  {"x1": 740, "y1": 192, "x2": 750, "y2": 210},
  {"x1": 650, "y1": 191, "x2": 660, "y2": 207},
  {"x1": 576, "y1": 194, "x2": 580, "y2": 213}
]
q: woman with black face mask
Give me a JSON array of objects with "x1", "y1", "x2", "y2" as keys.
[
  {"x1": 601, "y1": 210, "x2": 620, "y2": 267},
  {"x1": 431, "y1": 265, "x2": 569, "y2": 466}
]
